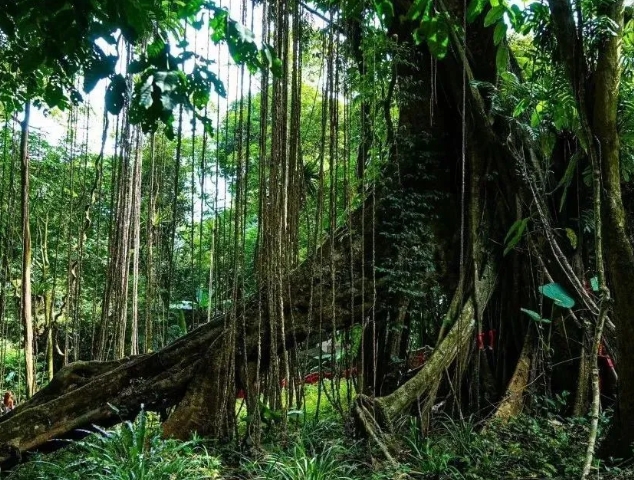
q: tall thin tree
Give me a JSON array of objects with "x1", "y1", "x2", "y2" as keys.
[{"x1": 19, "y1": 102, "x2": 35, "y2": 398}]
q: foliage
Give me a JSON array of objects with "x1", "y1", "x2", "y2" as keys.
[
  {"x1": 7, "y1": 409, "x2": 221, "y2": 479},
  {"x1": 403, "y1": 412, "x2": 598, "y2": 479},
  {"x1": 0, "y1": 0, "x2": 280, "y2": 137},
  {"x1": 242, "y1": 415, "x2": 356, "y2": 480},
  {"x1": 0, "y1": 340, "x2": 23, "y2": 394},
  {"x1": 244, "y1": 443, "x2": 355, "y2": 480}
]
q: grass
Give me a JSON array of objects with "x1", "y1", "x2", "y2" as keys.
[{"x1": 242, "y1": 443, "x2": 356, "y2": 480}]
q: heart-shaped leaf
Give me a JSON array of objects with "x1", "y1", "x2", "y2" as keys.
[{"x1": 539, "y1": 283, "x2": 575, "y2": 309}]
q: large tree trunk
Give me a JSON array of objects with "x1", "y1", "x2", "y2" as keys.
[
  {"x1": 548, "y1": 0, "x2": 631, "y2": 458},
  {"x1": 0, "y1": 202, "x2": 373, "y2": 466},
  {"x1": 592, "y1": 0, "x2": 634, "y2": 458}
]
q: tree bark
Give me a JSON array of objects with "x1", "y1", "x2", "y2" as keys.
[
  {"x1": 548, "y1": 0, "x2": 630, "y2": 458},
  {"x1": 593, "y1": 0, "x2": 634, "y2": 458},
  {"x1": 494, "y1": 327, "x2": 534, "y2": 420}
]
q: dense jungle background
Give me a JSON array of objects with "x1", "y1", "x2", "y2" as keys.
[{"x1": 1, "y1": 0, "x2": 634, "y2": 478}]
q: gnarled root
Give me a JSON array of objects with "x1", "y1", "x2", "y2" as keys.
[{"x1": 352, "y1": 394, "x2": 396, "y2": 464}]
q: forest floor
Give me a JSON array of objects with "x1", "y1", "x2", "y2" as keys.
[{"x1": 4, "y1": 383, "x2": 634, "y2": 480}]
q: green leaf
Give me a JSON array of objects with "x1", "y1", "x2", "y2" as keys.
[
  {"x1": 43, "y1": 81, "x2": 65, "y2": 109},
  {"x1": 484, "y1": 5, "x2": 506, "y2": 27},
  {"x1": 424, "y1": 16, "x2": 450, "y2": 59},
  {"x1": 590, "y1": 277, "x2": 599, "y2": 292},
  {"x1": 466, "y1": 0, "x2": 488, "y2": 23},
  {"x1": 539, "y1": 283, "x2": 575, "y2": 309},
  {"x1": 128, "y1": 58, "x2": 149, "y2": 74},
  {"x1": 500, "y1": 71, "x2": 519, "y2": 84},
  {"x1": 503, "y1": 218, "x2": 529, "y2": 256},
  {"x1": 408, "y1": 0, "x2": 431, "y2": 21},
  {"x1": 374, "y1": 0, "x2": 395, "y2": 25},
  {"x1": 196, "y1": 114, "x2": 214, "y2": 136},
  {"x1": 139, "y1": 75, "x2": 154, "y2": 109},
  {"x1": 493, "y1": 21, "x2": 507, "y2": 45},
  {"x1": 565, "y1": 228, "x2": 577, "y2": 250},
  {"x1": 105, "y1": 74, "x2": 128, "y2": 115},
  {"x1": 234, "y1": 22, "x2": 255, "y2": 43},
  {"x1": 84, "y1": 51, "x2": 117, "y2": 93},
  {"x1": 496, "y1": 43, "x2": 509, "y2": 73},
  {"x1": 512, "y1": 98, "x2": 529, "y2": 118},
  {"x1": 521, "y1": 308, "x2": 551, "y2": 324}
]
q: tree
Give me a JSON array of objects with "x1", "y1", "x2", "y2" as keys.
[
  {"x1": 1, "y1": 0, "x2": 634, "y2": 470},
  {"x1": 19, "y1": 102, "x2": 34, "y2": 398}
]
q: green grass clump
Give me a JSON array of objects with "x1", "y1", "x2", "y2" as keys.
[{"x1": 243, "y1": 442, "x2": 356, "y2": 480}]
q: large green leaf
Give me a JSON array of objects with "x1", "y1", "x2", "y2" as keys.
[
  {"x1": 496, "y1": 42, "x2": 509, "y2": 73},
  {"x1": 539, "y1": 283, "x2": 575, "y2": 309},
  {"x1": 421, "y1": 16, "x2": 450, "y2": 59},
  {"x1": 484, "y1": 5, "x2": 506, "y2": 27},
  {"x1": 493, "y1": 21, "x2": 507, "y2": 45},
  {"x1": 466, "y1": 0, "x2": 488, "y2": 23},
  {"x1": 520, "y1": 308, "x2": 551, "y2": 324},
  {"x1": 374, "y1": 0, "x2": 395, "y2": 25},
  {"x1": 105, "y1": 74, "x2": 128, "y2": 115},
  {"x1": 503, "y1": 217, "x2": 529, "y2": 256},
  {"x1": 84, "y1": 50, "x2": 117, "y2": 93}
]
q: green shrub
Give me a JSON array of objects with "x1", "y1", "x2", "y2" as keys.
[{"x1": 403, "y1": 413, "x2": 590, "y2": 479}]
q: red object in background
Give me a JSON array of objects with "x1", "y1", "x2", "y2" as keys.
[
  {"x1": 303, "y1": 372, "x2": 320, "y2": 385},
  {"x1": 598, "y1": 343, "x2": 615, "y2": 370},
  {"x1": 477, "y1": 333, "x2": 485, "y2": 350},
  {"x1": 408, "y1": 349, "x2": 427, "y2": 370},
  {"x1": 476, "y1": 330, "x2": 497, "y2": 351},
  {"x1": 488, "y1": 329, "x2": 496, "y2": 350},
  {"x1": 235, "y1": 367, "x2": 361, "y2": 398}
]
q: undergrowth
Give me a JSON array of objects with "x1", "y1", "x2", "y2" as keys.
[
  {"x1": 6, "y1": 396, "x2": 634, "y2": 480},
  {"x1": 6, "y1": 409, "x2": 221, "y2": 480}
]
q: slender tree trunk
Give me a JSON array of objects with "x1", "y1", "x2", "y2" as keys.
[
  {"x1": 145, "y1": 134, "x2": 156, "y2": 353},
  {"x1": 40, "y1": 217, "x2": 55, "y2": 381},
  {"x1": 130, "y1": 130, "x2": 143, "y2": 356},
  {"x1": 20, "y1": 102, "x2": 35, "y2": 399},
  {"x1": 573, "y1": 330, "x2": 591, "y2": 416},
  {"x1": 44, "y1": 290, "x2": 54, "y2": 381}
]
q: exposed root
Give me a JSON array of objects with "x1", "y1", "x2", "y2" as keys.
[
  {"x1": 494, "y1": 327, "x2": 534, "y2": 420},
  {"x1": 352, "y1": 394, "x2": 396, "y2": 465}
]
